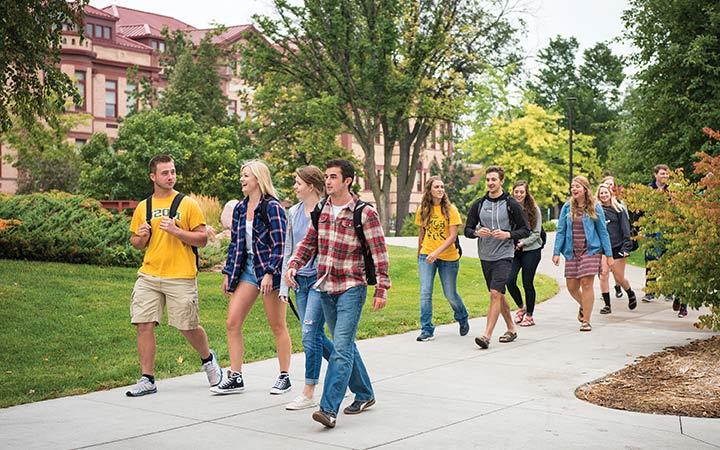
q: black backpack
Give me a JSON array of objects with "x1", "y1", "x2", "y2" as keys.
[
  {"x1": 145, "y1": 192, "x2": 199, "y2": 269},
  {"x1": 540, "y1": 226, "x2": 547, "y2": 249},
  {"x1": 310, "y1": 198, "x2": 376, "y2": 286}
]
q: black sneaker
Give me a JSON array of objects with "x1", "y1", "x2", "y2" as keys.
[
  {"x1": 600, "y1": 305, "x2": 611, "y2": 314},
  {"x1": 210, "y1": 371, "x2": 245, "y2": 395},
  {"x1": 614, "y1": 284, "x2": 623, "y2": 298},
  {"x1": 343, "y1": 398, "x2": 376, "y2": 415},
  {"x1": 678, "y1": 304, "x2": 688, "y2": 317},
  {"x1": 641, "y1": 294, "x2": 655, "y2": 303},
  {"x1": 459, "y1": 320, "x2": 470, "y2": 336},
  {"x1": 312, "y1": 409, "x2": 337, "y2": 428},
  {"x1": 270, "y1": 374, "x2": 292, "y2": 395}
]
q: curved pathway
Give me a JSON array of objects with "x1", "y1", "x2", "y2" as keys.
[{"x1": 1, "y1": 234, "x2": 717, "y2": 449}]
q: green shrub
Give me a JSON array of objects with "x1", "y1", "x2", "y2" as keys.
[
  {"x1": 399, "y1": 213, "x2": 419, "y2": 236},
  {"x1": 542, "y1": 219, "x2": 557, "y2": 232},
  {"x1": 0, "y1": 192, "x2": 143, "y2": 266},
  {"x1": 199, "y1": 237, "x2": 229, "y2": 270}
]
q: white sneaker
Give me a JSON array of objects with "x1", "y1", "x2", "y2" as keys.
[
  {"x1": 202, "y1": 350, "x2": 223, "y2": 387},
  {"x1": 269, "y1": 374, "x2": 292, "y2": 395},
  {"x1": 285, "y1": 394, "x2": 317, "y2": 410},
  {"x1": 126, "y1": 376, "x2": 157, "y2": 397}
]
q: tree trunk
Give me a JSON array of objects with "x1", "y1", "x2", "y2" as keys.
[{"x1": 394, "y1": 119, "x2": 431, "y2": 234}]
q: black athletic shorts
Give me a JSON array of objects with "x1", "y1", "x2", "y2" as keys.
[{"x1": 481, "y1": 258, "x2": 513, "y2": 294}]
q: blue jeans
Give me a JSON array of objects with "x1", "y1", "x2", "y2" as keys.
[
  {"x1": 418, "y1": 255, "x2": 469, "y2": 335},
  {"x1": 319, "y1": 285, "x2": 374, "y2": 415},
  {"x1": 294, "y1": 275, "x2": 333, "y2": 385}
]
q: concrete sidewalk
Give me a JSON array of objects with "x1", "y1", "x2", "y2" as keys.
[{"x1": 1, "y1": 235, "x2": 718, "y2": 449}]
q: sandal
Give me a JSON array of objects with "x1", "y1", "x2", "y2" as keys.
[
  {"x1": 519, "y1": 315, "x2": 535, "y2": 327},
  {"x1": 580, "y1": 322, "x2": 592, "y2": 332},
  {"x1": 514, "y1": 308, "x2": 526, "y2": 324},
  {"x1": 600, "y1": 305, "x2": 611, "y2": 315},
  {"x1": 498, "y1": 331, "x2": 518, "y2": 343},
  {"x1": 628, "y1": 292, "x2": 637, "y2": 310},
  {"x1": 577, "y1": 307, "x2": 584, "y2": 323},
  {"x1": 474, "y1": 335, "x2": 490, "y2": 349}
]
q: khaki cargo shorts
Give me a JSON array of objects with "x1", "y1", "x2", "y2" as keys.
[{"x1": 131, "y1": 273, "x2": 200, "y2": 330}]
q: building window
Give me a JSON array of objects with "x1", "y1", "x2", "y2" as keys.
[
  {"x1": 84, "y1": 23, "x2": 93, "y2": 37},
  {"x1": 103, "y1": 26, "x2": 111, "y2": 40},
  {"x1": 94, "y1": 24, "x2": 103, "y2": 38},
  {"x1": 105, "y1": 80, "x2": 117, "y2": 118},
  {"x1": 227, "y1": 100, "x2": 237, "y2": 117},
  {"x1": 125, "y1": 82, "x2": 137, "y2": 115},
  {"x1": 75, "y1": 71, "x2": 86, "y2": 110},
  {"x1": 158, "y1": 41, "x2": 165, "y2": 52},
  {"x1": 150, "y1": 40, "x2": 165, "y2": 52},
  {"x1": 415, "y1": 169, "x2": 423, "y2": 192},
  {"x1": 74, "y1": 139, "x2": 87, "y2": 151}
]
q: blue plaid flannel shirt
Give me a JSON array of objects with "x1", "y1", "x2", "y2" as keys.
[{"x1": 222, "y1": 196, "x2": 287, "y2": 292}]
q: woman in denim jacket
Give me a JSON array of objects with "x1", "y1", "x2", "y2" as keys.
[
  {"x1": 212, "y1": 160, "x2": 291, "y2": 395},
  {"x1": 552, "y1": 176, "x2": 614, "y2": 332},
  {"x1": 279, "y1": 166, "x2": 335, "y2": 410}
]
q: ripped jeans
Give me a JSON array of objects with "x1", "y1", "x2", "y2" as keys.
[{"x1": 295, "y1": 274, "x2": 333, "y2": 385}]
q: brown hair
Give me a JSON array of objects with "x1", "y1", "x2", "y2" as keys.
[
  {"x1": 512, "y1": 180, "x2": 538, "y2": 229},
  {"x1": 654, "y1": 164, "x2": 669, "y2": 174},
  {"x1": 485, "y1": 165, "x2": 505, "y2": 180},
  {"x1": 570, "y1": 176, "x2": 597, "y2": 219},
  {"x1": 296, "y1": 165, "x2": 325, "y2": 196},
  {"x1": 419, "y1": 176, "x2": 451, "y2": 227},
  {"x1": 149, "y1": 154, "x2": 173, "y2": 173}
]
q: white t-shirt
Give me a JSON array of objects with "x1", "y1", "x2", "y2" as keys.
[{"x1": 245, "y1": 220, "x2": 253, "y2": 254}]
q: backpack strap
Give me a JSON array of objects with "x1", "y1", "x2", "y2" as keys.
[
  {"x1": 167, "y1": 192, "x2": 199, "y2": 270},
  {"x1": 353, "y1": 200, "x2": 377, "y2": 285},
  {"x1": 310, "y1": 197, "x2": 329, "y2": 231},
  {"x1": 145, "y1": 195, "x2": 153, "y2": 224}
]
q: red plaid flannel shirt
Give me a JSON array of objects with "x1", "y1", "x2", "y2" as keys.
[{"x1": 288, "y1": 197, "x2": 391, "y2": 299}]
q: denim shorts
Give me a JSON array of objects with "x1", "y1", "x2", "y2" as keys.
[{"x1": 239, "y1": 254, "x2": 259, "y2": 288}]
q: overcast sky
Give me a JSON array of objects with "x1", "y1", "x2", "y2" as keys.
[{"x1": 92, "y1": 0, "x2": 634, "y2": 73}]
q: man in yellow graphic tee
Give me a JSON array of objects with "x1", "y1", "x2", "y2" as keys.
[{"x1": 125, "y1": 154, "x2": 222, "y2": 397}]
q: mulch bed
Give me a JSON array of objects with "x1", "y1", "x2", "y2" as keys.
[{"x1": 576, "y1": 336, "x2": 720, "y2": 418}]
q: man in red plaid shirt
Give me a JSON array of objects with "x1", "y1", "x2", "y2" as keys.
[{"x1": 286, "y1": 159, "x2": 391, "y2": 429}]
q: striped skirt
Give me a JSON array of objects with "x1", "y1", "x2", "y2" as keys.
[{"x1": 564, "y1": 253, "x2": 602, "y2": 279}]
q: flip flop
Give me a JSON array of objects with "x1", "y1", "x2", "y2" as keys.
[{"x1": 580, "y1": 322, "x2": 592, "y2": 332}]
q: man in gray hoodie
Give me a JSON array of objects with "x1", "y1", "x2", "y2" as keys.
[{"x1": 464, "y1": 166, "x2": 530, "y2": 349}]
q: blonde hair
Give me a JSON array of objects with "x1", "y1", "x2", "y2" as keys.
[
  {"x1": 595, "y1": 183, "x2": 622, "y2": 213},
  {"x1": 570, "y1": 176, "x2": 597, "y2": 219},
  {"x1": 419, "y1": 176, "x2": 450, "y2": 227},
  {"x1": 241, "y1": 160, "x2": 278, "y2": 199}
]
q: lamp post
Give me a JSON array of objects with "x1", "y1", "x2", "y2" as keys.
[{"x1": 566, "y1": 96, "x2": 577, "y2": 189}]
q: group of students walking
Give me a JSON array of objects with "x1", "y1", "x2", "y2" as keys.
[
  {"x1": 123, "y1": 154, "x2": 680, "y2": 429},
  {"x1": 126, "y1": 156, "x2": 389, "y2": 429}
]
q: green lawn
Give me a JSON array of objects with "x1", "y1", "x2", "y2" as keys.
[
  {"x1": 0, "y1": 246, "x2": 557, "y2": 408},
  {"x1": 626, "y1": 250, "x2": 646, "y2": 268}
]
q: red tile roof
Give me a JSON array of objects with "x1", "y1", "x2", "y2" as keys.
[
  {"x1": 114, "y1": 33, "x2": 153, "y2": 51},
  {"x1": 184, "y1": 25, "x2": 253, "y2": 45},
  {"x1": 102, "y1": 5, "x2": 196, "y2": 35},
  {"x1": 119, "y1": 24, "x2": 160, "y2": 38},
  {"x1": 85, "y1": 5, "x2": 118, "y2": 21}
]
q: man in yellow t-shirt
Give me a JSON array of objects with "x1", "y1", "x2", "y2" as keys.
[
  {"x1": 125, "y1": 155, "x2": 222, "y2": 397},
  {"x1": 414, "y1": 176, "x2": 469, "y2": 342}
]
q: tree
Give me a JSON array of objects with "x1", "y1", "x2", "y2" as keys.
[
  {"x1": 526, "y1": 36, "x2": 625, "y2": 161},
  {"x1": 248, "y1": 72, "x2": 356, "y2": 200},
  {"x1": 79, "y1": 110, "x2": 254, "y2": 201},
  {"x1": 157, "y1": 29, "x2": 230, "y2": 128},
  {"x1": 609, "y1": 0, "x2": 720, "y2": 182},
  {"x1": 0, "y1": 0, "x2": 87, "y2": 132},
  {"x1": 1, "y1": 111, "x2": 90, "y2": 193},
  {"x1": 624, "y1": 130, "x2": 720, "y2": 330},
  {"x1": 461, "y1": 103, "x2": 601, "y2": 206},
  {"x1": 242, "y1": 0, "x2": 521, "y2": 231}
]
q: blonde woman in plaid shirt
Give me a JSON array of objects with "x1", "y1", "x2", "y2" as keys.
[
  {"x1": 286, "y1": 159, "x2": 391, "y2": 429},
  {"x1": 212, "y1": 160, "x2": 291, "y2": 395}
]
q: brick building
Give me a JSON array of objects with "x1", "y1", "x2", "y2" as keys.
[{"x1": 0, "y1": 4, "x2": 451, "y2": 214}]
